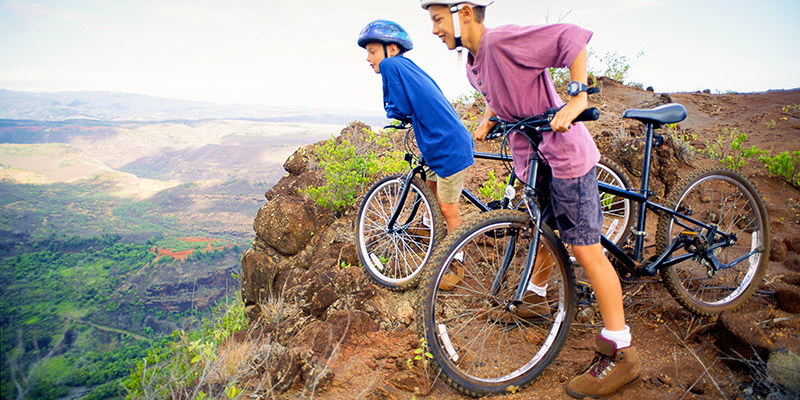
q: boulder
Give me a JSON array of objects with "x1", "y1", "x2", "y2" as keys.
[
  {"x1": 253, "y1": 196, "x2": 315, "y2": 256},
  {"x1": 767, "y1": 347, "x2": 800, "y2": 393}
]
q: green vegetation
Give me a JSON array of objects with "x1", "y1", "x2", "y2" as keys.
[
  {"x1": 698, "y1": 126, "x2": 799, "y2": 187},
  {"x1": 305, "y1": 127, "x2": 405, "y2": 213},
  {"x1": 758, "y1": 151, "x2": 800, "y2": 188},
  {"x1": 0, "y1": 233, "x2": 242, "y2": 399},
  {"x1": 701, "y1": 128, "x2": 763, "y2": 171},
  {"x1": 549, "y1": 48, "x2": 644, "y2": 88},
  {"x1": 478, "y1": 169, "x2": 509, "y2": 202},
  {"x1": 1, "y1": 235, "x2": 153, "y2": 399},
  {"x1": 123, "y1": 299, "x2": 247, "y2": 399}
]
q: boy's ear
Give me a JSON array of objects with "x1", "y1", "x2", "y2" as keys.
[
  {"x1": 388, "y1": 43, "x2": 401, "y2": 57},
  {"x1": 459, "y1": 4, "x2": 474, "y2": 23}
]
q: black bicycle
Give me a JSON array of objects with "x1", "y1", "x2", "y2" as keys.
[
  {"x1": 355, "y1": 120, "x2": 633, "y2": 291},
  {"x1": 417, "y1": 103, "x2": 770, "y2": 397}
]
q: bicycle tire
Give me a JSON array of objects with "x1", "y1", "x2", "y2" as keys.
[
  {"x1": 418, "y1": 209, "x2": 575, "y2": 397},
  {"x1": 596, "y1": 155, "x2": 635, "y2": 248},
  {"x1": 356, "y1": 174, "x2": 446, "y2": 290},
  {"x1": 655, "y1": 168, "x2": 770, "y2": 316}
]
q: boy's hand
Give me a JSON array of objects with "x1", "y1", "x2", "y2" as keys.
[
  {"x1": 551, "y1": 94, "x2": 588, "y2": 133},
  {"x1": 474, "y1": 118, "x2": 496, "y2": 141}
]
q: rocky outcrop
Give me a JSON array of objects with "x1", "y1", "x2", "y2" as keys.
[{"x1": 238, "y1": 123, "x2": 416, "y2": 394}]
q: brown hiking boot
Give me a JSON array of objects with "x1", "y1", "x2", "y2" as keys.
[
  {"x1": 566, "y1": 335, "x2": 641, "y2": 398},
  {"x1": 406, "y1": 222, "x2": 431, "y2": 244},
  {"x1": 438, "y1": 262, "x2": 465, "y2": 291},
  {"x1": 488, "y1": 292, "x2": 551, "y2": 323}
]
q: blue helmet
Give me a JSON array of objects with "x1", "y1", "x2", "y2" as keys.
[{"x1": 357, "y1": 20, "x2": 413, "y2": 52}]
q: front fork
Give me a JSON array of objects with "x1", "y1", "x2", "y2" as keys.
[
  {"x1": 490, "y1": 156, "x2": 544, "y2": 311},
  {"x1": 386, "y1": 165, "x2": 426, "y2": 233}
]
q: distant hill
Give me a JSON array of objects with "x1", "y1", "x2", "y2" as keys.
[{"x1": 0, "y1": 89, "x2": 381, "y2": 124}]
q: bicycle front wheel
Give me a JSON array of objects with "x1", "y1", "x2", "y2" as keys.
[
  {"x1": 419, "y1": 210, "x2": 575, "y2": 397},
  {"x1": 655, "y1": 168, "x2": 770, "y2": 316},
  {"x1": 356, "y1": 174, "x2": 446, "y2": 290}
]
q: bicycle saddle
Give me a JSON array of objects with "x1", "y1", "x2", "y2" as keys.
[{"x1": 622, "y1": 103, "x2": 687, "y2": 125}]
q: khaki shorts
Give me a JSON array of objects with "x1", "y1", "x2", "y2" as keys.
[{"x1": 425, "y1": 167, "x2": 467, "y2": 204}]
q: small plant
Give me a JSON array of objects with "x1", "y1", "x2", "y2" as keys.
[
  {"x1": 406, "y1": 338, "x2": 434, "y2": 370},
  {"x1": 764, "y1": 120, "x2": 777, "y2": 128},
  {"x1": 664, "y1": 123, "x2": 697, "y2": 162},
  {"x1": 701, "y1": 128, "x2": 764, "y2": 171},
  {"x1": 549, "y1": 48, "x2": 642, "y2": 89},
  {"x1": 758, "y1": 150, "x2": 800, "y2": 188},
  {"x1": 781, "y1": 103, "x2": 800, "y2": 118},
  {"x1": 225, "y1": 383, "x2": 242, "y2": 399},
  {"x1": 478, "y1": 169, "x2": 509, "y2": 202}
]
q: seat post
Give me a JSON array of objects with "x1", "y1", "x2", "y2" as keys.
[{"x1": 633, "y1": 123, "x2": 657, "y2": 261}]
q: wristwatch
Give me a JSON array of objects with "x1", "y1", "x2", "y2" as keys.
[{"x1": 567, "y1": 81, "x2": 599, "y2": 96}]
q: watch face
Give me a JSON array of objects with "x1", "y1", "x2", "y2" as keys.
[{"x1": 568, "y1": 81, "x2": 586, "y2": 96}]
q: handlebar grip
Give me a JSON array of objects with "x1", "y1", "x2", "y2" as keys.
[{"x1": 574, "y1": 107, "x2": 600, "y2": 122}]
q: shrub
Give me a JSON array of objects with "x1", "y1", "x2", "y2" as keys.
[
  {"x1": 701, "y1": 128, "x2": 764, "y2": 171},
  {"x1": 305, "y1": 127, "x2": 405, "y2": 213},
  {"x1": 758, "y1": 150, "x2": 800, "y2": 188}
]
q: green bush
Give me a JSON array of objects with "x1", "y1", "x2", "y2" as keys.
[
  {"x1": 701, "y1": 128, "x2": 764, "y2": 171},
  {"x1": 758, "y1": 150, "x2": 800, "y2": 187},
  {"x1": 305, "y1": 127, "x2": 405, "y2": 213}
]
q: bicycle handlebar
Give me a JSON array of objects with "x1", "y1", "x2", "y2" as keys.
[{"x1": 485, "y1": 106, "x2": 600, "y2": 140}]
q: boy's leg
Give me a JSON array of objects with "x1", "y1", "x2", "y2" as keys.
[
  {"x1": 548, "y1": 168, "x2": 639, "y2": 398},
  {"x1": 571, "y1": 244, "x2": 625, "y2": 331},
  {"x1": 430, "y1": 168, "x2": 466, "y2": 233}
]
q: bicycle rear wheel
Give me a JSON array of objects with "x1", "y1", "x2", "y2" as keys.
[
  {"x1": 655, "y1": 168, "x2": 770, "y2": 316},
  {"x1": 419, "y1": 210, "x2": 575, "y2": 397},
  {"x1": 356, "y1": 174, "x2": 446, "y2": 290},
  {"x1": 596, "y1": 155, "x2": 635, "y2": 247}
]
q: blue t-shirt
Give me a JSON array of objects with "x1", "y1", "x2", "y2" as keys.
[{"x1": 380, "y1": 56, "x2": 474, "y2": 178}]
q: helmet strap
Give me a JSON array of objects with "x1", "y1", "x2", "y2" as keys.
[
  {"x1": 382, "y1": 43, "x2": 388, "y2": 59},
  {"x1": 450, "y1": 4, "x2": 465, "y2": 66},
  {"x1": 450, "y1": 4, "x2": 464, "y2": 51}
]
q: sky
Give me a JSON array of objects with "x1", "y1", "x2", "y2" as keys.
[{"x1": 1, "y1": 0, "x2": 799, "y2": 117}]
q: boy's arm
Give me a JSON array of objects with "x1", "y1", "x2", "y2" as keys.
[
  {"x1": 474, "y1": 102, "x2": 497, "y2": 141},
  {"x1": 551, "y1": 47, "x2": 589, "y2": 133}
]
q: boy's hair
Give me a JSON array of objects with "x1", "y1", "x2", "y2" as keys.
[{"x1": 472, "y1": 5, "x2": 486, "y2": 23}]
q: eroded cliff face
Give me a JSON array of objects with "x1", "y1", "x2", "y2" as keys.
[{"x1": 240, "y1": 122, "x2": 416, "y2": 326}]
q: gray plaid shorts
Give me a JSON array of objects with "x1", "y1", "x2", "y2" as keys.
[{"x1": 549, "y1": 167, "x2": 603, "y2": 246}]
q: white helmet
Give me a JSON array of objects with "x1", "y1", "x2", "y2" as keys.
[
  {"x1": 419, "y1": 0, "x2": 493, "y2": 56},
  {"x1": 419, "y1": 0, "x2": 494, "y2": 9}
]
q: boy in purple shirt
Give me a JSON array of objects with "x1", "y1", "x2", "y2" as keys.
[{"x1": 421, "y1": 1, "x2": 640, "y2": 398}]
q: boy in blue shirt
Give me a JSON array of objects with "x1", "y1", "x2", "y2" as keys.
[{"x1": 358, "y1": 20, "x2": 474, "y2": 287}]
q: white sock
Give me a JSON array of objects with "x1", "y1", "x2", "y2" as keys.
[
  {"x1": 422, "y1": 214, "x2": 432, "y2": 228},
  {"x1": 526, "y1": 281, "x2": 547, "y2": 297},
  {"x1": 601, "y1": 325, "x2": 632, "y2": 349}
]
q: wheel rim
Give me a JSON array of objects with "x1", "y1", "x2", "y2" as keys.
[
  {"x1": 596, "y1": 163, "x2": 632, "y2": 246},
  {"x1": 429, "y1": 221, "x2": 571, "y2": 385},
  {"x1": 358, "y1": 178, "x2": 435, "y2": 285},
  {"x1": 666, "y1": 174, "x2": 765, "y2": 308}
]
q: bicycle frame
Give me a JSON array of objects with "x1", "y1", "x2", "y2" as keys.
[{"x1": 501, "y1": 117, "x2": 762, "y2": 307}]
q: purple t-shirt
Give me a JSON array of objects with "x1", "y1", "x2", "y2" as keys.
[{"x1": 466, "y1": 24, "x2": 600, "y2": 180}]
